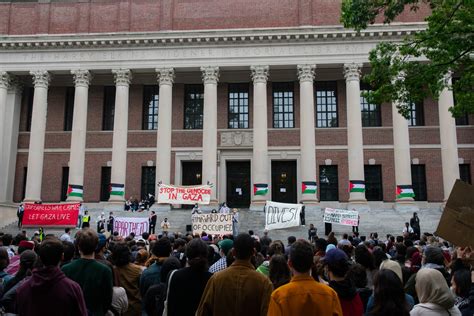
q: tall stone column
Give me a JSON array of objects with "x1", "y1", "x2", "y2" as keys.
[
  {"x1": 201, "y1": 66, "x2": 219, "y2": 206},
  {"x1": 439, "y1": 73, "x2": 460, "y2": 200},
  {"x1": 24, "y1": 71, "x2": 51, "y2": 202},
  {"x1": 297, "y1": 65, "x2": 318, "y2": 206},
  {"x1": 155, "y1": 68, "x2": 174, "y2": 210},
  {"x1": 109, "y1": 69, "x2": 132, "y2": 203},
  {"x1": 250, "y1": 65, "x2": 270, "y2": 210},
  {"x1": 66, "y1": 70, "x2": 92, "y2": 202},
  {"x1": 343, "y1": 63, "x2": 368, "y2": 206},
  {"x1": 0, "y1": 72, "x2": 12, "y2": 202}
]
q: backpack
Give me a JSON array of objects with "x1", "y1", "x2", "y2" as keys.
[{"x1": 144, "y1": 283, "x2": 167, "y2": 316}]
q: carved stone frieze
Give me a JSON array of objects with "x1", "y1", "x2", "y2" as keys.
[{"x1": 220, "y1": 131, "x2": 253, "y2": 147}]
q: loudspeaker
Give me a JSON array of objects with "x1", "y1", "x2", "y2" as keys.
[{"x1": 186, "y1": 224, "x2": 192, "y2": 232}]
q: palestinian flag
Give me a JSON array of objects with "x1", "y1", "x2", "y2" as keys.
[
  {"x1": 110, "y1": 183, "x2": 125, "y2": 196},
  {"x1": 349, "y1": 180, "x2": 365, "y2": 193},
  {"x1": 67, "y1": 184, "x2": 83, "y2": 198},
  {"x1": 396, "y1": 185, "x2": 415, "y2": 199},
  {"x1": 254, "y1": 183, "x2": 268, "y2": 196},
  {"x1": 302, "y1": 181, "x2": 317, "y2": 194}
]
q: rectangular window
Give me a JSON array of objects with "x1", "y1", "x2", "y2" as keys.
[
  {"x1": 25, "y1": 87, "x2": 34, "y2": 132},
  {"x1": 319, "y1": 165, "x2": 339, "y2": 201},
  {"x1": 315, "y1": 81, "x2": 338, "y2": 128},
  {"x1": 60, "y1": 167, "x2": 69, "y2": 201},
  {"x1": 273, "y1": 82, "x2": 294, "y2": 128},
  {"x1": 64, "y1": 87, "x2": 75, "y2": 131},
  {"x1": 460, "y1": 164, "x2": 472, "y2": 184},
  {"x1": 408, "y1": 101, "x2": 425, "y2": 126},
  {"x1": 102, "y1": 86, "x2": 116, "y2": 131},
  {"x1": 455, "y1": 114, "x2": 469, "y2": 126},
  {"x1": 184, "y1": 85, "x2": 204, "y2": 129},
  {"x1": 411, "y1": 164, "x2": 428, "y2": 201},
  {"x1": 100, "y1": 167, "x2": 111, "y2": 201},
  {"x1": 228, "y1": 83, "x2": 249, "y2": 129},
  {"x1": 143, "y1": 85, "x2": 159, "y2": 130},
  {"x1": 361, "y1": 84, "x2": 381, "y2": 127},
  {"x1": 364, "y1": 165, "x2": 383, "y2": 201},
  {"x1": 141, "y1": 166, "x2": 156, "y2": 198}
]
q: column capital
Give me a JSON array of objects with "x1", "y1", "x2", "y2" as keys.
[
  {"x1": 297, "y1": 64, "x2": 316, "y2": 83},
  {"x1": 30, "y1": 70, "x2": 51, "y2": 89},
  {"x1": 71, "y1": 69, "x2": 92, "y2": 87},
  {"x1": 201, "y1": 66, "x2": 219, "y2": 84},
  {"x1": 250, "y1": 65, "x2": 269, "y2": 83},
  {"x1": 112, "y1": 69, "x2": 132, "y2": 86},
  {"x1": 7, "y1": 76, "x2": 23, "y2": 95},
  {"x1": 156, "y1": 67, "x2": 175, "y2": 86},
  {"x1": 343, "y1": 63, "x2": 362, "y2": 81},
  {"x1": 0, "y1": 71, "x2": 11, "y2": 89}
]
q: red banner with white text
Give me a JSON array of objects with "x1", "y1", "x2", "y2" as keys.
[{"x1": 22, "y1": 203, "x2": 80, "y2": 227}]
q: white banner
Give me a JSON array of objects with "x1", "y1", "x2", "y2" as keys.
[
  {"x1": 113, "y1": 217, "x2": 149, "y2": 237},
  {"x1": 265, "y1": 201, "x2": 302, "y2": 230},
  {"x1": 157, "y1": 184, "x2": 212, "y2": 205},
  {"x1": 323, "y1": 208, "x2": 359, "y2": 226},
  {"x1": 192, "y1": 213, "x2": 233, "y2": 236}
]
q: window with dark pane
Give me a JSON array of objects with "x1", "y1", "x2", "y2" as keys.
[
  {"x1": 60, "y1": 167, "x2": 69, "y2": 201},
  {"x1": 21, "y1": 167, "x2": 27, "y2": 201},
  {"x1": 228, "y1": 83, "x2": 249, "y2": 129},
  {"x1": 273, "y1": 82, "x2": 294, "y2": 128},
  {"x1": 184, "y1": 84, "x2": 204, "y2": 129},
  {"x1": 460, "y1": 164, "x2": 472, "y2": 184},
  {"x1": 411, "y1": 164, "x2": 427, "y2": 201},
  {"x1": 364, "y1": 165, "x2": 383, "y2": 201},
  {"x1": 141, "y1": 166, "x2": 156, "y2": 198},
  {"x1": 319, "y1": 165, "x2": 339, "y2": 201},
  {"x1": 315, "y1": 81, "x2": 338, "y2": 128},
  {"x1": 408, "y1": 101, "x2": 424, "y2": 126},
  {"x1": 102, "y1": 86, "x2": 116, "y2": 131},
  {"x1": 100, "y1": 167, "x2": 111, "y2": 201},
  {"x1": 360, "y1": 84, "x2": 381, "y2": 127},
  {"x1": 142, "y1": 85, "x2": 159, "y2": 130},
  {"x1": 25, "y1": 87, "x2": 34, "y2": 132},
  {"x1": 64, "y1": 87, "x2": 75, "y2": 131},
  {"x1": 453, "y1": 78, "x2": 470, "y2": 126}
]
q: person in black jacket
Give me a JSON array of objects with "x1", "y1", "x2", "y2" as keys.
[{"x1": 149, "y1": 211, "x2": 157, "y2": 234}]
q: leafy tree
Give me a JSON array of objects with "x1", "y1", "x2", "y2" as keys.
[{"x1": 341, "y1": 0, "x2": 473, "y2": 118}]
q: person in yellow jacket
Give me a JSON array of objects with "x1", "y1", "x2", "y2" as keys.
[{"x1": 81, "y1": 210, "x2": 91, "y2": 228}]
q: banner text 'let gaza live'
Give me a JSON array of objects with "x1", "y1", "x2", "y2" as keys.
[{"x1": 22, "y1": 203, "x2": 79, "y2": 227}]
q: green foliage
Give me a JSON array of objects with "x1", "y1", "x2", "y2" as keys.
[{"x1": 341, "y1": 0, "x2": 473, "y2": 118}]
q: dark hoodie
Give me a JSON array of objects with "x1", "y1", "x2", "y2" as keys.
[
  {"x1": 16, "y1": 266, "x2": 87, "y2": 316},
  {"x1": 329, "y1": 279, "x2": 364, "y2": 316}
]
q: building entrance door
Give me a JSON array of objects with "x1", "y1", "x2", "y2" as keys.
[
  {"x1": 181, "y1": 161, "x2": 202, "y2": 209},
  {"x1": 226, "y1": 161, "x2": 251, "y2": 208},
  {"x1": 271, "y1": 161, "x2": 297, "y2": 204}
]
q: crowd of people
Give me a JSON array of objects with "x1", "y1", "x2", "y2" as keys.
[{"x1": 0, "y1": 216, "x2": 473, "y2": 316}]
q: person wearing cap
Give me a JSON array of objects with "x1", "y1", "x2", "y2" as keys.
[
  {"x1": 209, "y1": 239, "x2": 234, "y2": 274},
  {"x1": 268, "y1": 239, "x2": 343, "y2": 316},
  {"x1": 5, "y1": 240, "x2": 34, "y2": 275},
  {"x1": 324, "y1": 248, "x2": 364, "y2": 316},
  {"x1": 60, "y1": 227, "x2": 73, "y2": 243}
]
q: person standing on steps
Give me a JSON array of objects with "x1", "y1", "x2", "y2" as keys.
[
  {"x1": 160, "y1": 217, "x2": 170, "y2": 236},
  {"x1": 149, "y1": 211, "x2": 157, "y2": 234},
  {"x1": 410, "y1": 212, "x2": 420, "y2": 240},
  {"x1": 81, "y1": 210, "x2": 90, "y2": 229},
  {"x1": 106, "y1": 211, "x2": 114, "y2": 233}
]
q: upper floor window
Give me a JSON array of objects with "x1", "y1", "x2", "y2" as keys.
[
  {"x1": 360, "y1": 84, "x2": 381, "y2": 127},
  {"x1": 228, "y1": 83, "x2": 249, "y2": 129},
  {"x1": 184, "y1": 85, "x2": 204, "y2": 129},
  {"x1": 408, "y1": 101, "x2": 424, "y2": 126},
  {"x1": 64, "y1": 87, "x2": 75, "y2": 131},
  {"x1": 143, "y1": 85, "x2": 159, "y2": 130},
  {"x1": 102, "y1": 86, "x2": 116, "y2": 131},
  {"x1": 315, "y1": 81, "x2": 338, "y2": 128},
  {"x1": 273, "y1": 82, "x2": 294, "y2": 128}
]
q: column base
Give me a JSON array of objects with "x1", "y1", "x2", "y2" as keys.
[{"x1": 250, "y1": 200, "x2": 266, "y2": 212}]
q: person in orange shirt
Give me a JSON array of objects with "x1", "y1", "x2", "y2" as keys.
[{"x1": 268, "y1": 239, "x2": 343, "y2": 316}]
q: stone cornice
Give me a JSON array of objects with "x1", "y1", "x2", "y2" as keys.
[{"x1": 0, "y1": 23, "x2": 426, "y2": 51}]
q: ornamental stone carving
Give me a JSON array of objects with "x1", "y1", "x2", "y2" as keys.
[
  {"x1": 250, "y1": 65, "x2": 269, "y2": 83},
  {"x1": 343, "y1": 63, "x2": 362, "y2": 81},
  {"x1": 201, "y1": 66, "x2": 219, "y2": 84},
  {"x1": 0, "y1": 71, "x2": 11, "y2": 89},
  {"x1": 220, "y1": 131, "x2": 253, "y2": 147},
  {"x1": 7, "y1": 76, "x2": 22, "y2": 95},
  {"x1": 156, "y1": 67, "x2": 175, "y2": 86},
  {"x1": 112, "y1": 68, "x2": 132, "y2": 86},
  {"x1": 30, "y1": 70, "x2": 51, "y2": 88},
  {"x1": 71, "y1": 69, "x2": 92, "y2": 87},
  {"x1": 297, "y1": 64, "x2": 316, "y2": 82}
]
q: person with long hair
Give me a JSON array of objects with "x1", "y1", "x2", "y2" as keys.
[
  {"x1": 354, "y1": 245, "x2": 376, "y2": 289},
  {"x1": 451, "y1": 269, "x2": 473, "y2": 316},
  {"x1": 268, "y1": 254, "x2": 291, "y2": 290},
  {"x1": 366, "y1": 269, "x2": 413, "y2": 316}
]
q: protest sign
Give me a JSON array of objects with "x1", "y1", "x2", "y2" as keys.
[
  {"x1": 436, "y1": 180, "x2": 474, "y2": 247},
  {"x1": 157, "y1": 184, "x2": 212, "y2": 205},
  {"x1": 192, "y1": 213, "x2": 233, "y2": 236},
  {"x1": 113, "y1": 217, "x2": 149, "y2": 237},
  {"x1": 323, "y1": 208, "x2": 359, "y2": 226},
  {"x1": 264, "y1": 201, "x2": 302, "y2": 230},
  {"x1": 22, "y1": 203, "x2": 79, "y2": 227}
]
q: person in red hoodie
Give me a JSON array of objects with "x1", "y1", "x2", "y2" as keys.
[
  {"x1": 15, "y1": 237, "x2": 87, "y2": 316},
  {"x1": 323, "y1": 248, "x2": 364, "y2": 316}
]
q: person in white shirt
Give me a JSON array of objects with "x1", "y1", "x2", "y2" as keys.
[
  {"x1": 60, "y1": 228, "x2": 73, "y2": 243},
  {"x1": 161, "y1": 218, "x2": 170, "y2": 236},
  {"x1": 219, "y1": 202, "x2": 230, "y2": 214},
  {"x1": 402, "y1": 222, "x2": 414, "y2": 237},
  {"x1": 191, "y1": 203, "x2": 201, "y2": 215},
  {"x1": 232, "y1": 209, "x2": 239, "y2": 237}
]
